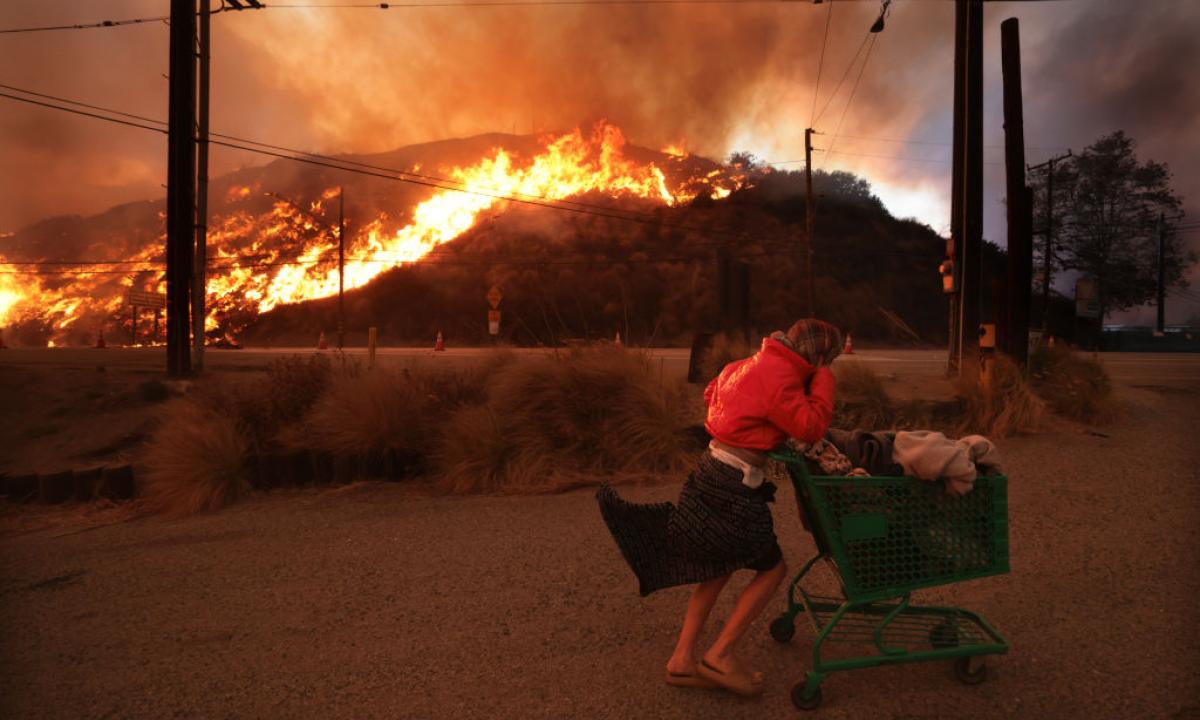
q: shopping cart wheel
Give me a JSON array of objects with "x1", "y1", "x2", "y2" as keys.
[
  {"x1": 770, "y1": 616, "x2": 796, "y2": 643},
  {"x1": 953, "y1": 656, "x2": 988, "y2": 685},
  {"x1": 790, "y1": 682, "x2": 822, "y2": 711}
]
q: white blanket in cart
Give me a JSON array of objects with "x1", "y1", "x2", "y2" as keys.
[{"x1": 892, "y1": 431, "x2": 1001, "y2": 496}]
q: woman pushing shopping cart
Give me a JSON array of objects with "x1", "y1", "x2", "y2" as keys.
[{"x1": 597, "y1": 318, "x2": 1009, "y2": 711}]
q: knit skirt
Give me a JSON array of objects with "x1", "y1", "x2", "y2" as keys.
[{"x1": 596, "y1": 452, "x2": 782, "y2": 596}]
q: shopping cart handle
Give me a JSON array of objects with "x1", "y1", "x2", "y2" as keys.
[{"x1": 767, "y1": 447, "x2": 804, "y2": 464}]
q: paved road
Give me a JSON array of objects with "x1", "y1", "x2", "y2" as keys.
[
  {"x1": 1, "y1": 350, "x2": 1199, "y2": 719},
  {"x1": 4, "y1": 345, "x2": 1197, "y2": 388}
]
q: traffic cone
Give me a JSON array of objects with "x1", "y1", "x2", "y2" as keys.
[
  {"x1": 95, "y1": 328, "x2": 106, "y2": 349},
  {"x1": 1047, "y1": 335, "x2": 1055, "y2": 348},
  {"x1": 434, "y1": 331, "x2": 446, "y2": 351},
  {"x1": 317, "y1": 331, "x2": 328, "y2": 350},
  {"x1": 842, "y1": 332, "x2": 855, "y2": 355},
  {"x1": 614, "y1": 331, "x2": 623, "y2": 348}
]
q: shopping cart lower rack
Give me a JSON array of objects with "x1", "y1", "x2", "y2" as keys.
[{"x1": 767, "y1": 449, "x2": 1010, "y2": 711}]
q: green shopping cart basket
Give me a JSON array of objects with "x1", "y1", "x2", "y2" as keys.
[{"x1": 767, "y1": 448, "x2": 1010, "y2": 711}]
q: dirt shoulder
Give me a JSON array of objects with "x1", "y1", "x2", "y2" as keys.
[{"x1": 1, "y1": 375, "x2": 1197, "y2": 719}]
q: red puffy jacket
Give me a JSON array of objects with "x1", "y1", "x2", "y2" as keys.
[{"x1": 704, "y1": 337, "x2": 836, "y2": 450}]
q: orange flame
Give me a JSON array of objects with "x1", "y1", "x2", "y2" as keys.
[{"x1": 2, "y1": 122, "x2": 746, "y2": 345}]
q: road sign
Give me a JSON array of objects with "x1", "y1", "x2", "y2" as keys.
[
  {"x1": 487, "y1": 285, "x2": 503, "y2": 309},
  {"x1": 127, "y1": 290, "x2": 166, "y2": 309},
  {"x1": 488, "y1": 309, "x2": 501, "y2": 335}
]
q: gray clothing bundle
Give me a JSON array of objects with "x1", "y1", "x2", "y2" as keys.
[{"x1": 822, "y1": 428, "x2": 1002, "y2": 496}]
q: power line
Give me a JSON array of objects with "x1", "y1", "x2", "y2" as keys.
[
  {"x1": 0, "y1": 15, "x2": 171, "y2": 35},
  {"x1": 261, "y1": 0, "x2": 816, "y2": 7},
  {"x1": 809, "y1": 0, "x2": 834, "y2": 127},
  {"x1": 822, "y1": 32, "x2": 878, "y2": 166},
  {"x1": 0, "y1": 0, "x2": 833, "y2": 33},
  {"x1": 0, "y1": 87, "x2": 771, "y2": 246},
  {"x1": 833, "y1": 133, "x2": 1071, "y2": 153},
  {"x1": 0, "y1": 82, "x2": 694, "y2": 223},
  {"x1": 812, "y1": 33, "x2": 871, "y2": 127},
  {"x1": 769, "y1": 148, "x2": 1003, "y2": 166}
]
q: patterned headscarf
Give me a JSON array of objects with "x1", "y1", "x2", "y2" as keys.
[{"x1": 771, "y1": 318, "x2": 843, "y2": 367}]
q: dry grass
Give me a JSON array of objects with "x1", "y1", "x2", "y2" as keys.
[
  {"x1": 696, "y1": 332, "x2": 757, "y2": 385},
  {"x1": 832, "y1": 361, "x2": 895, "y2": 430},
  {"x1": 437, "y1": 345, "x2": 694, "y2": 493},
  {"x1": 139, "y1": 388, "x2": 252, "y2": 516},
  {"x1": 301, "y1": 368, "x2": 442, "y2": 475},
  {"x1": 955, "y1": 354, "x2": 1045, "y2": 438},
  {"x1": 1029, "y1": 342, "x2": 1115, "y2": 423}
]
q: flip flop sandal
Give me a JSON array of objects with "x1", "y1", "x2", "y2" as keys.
[
  {"x1": 696, "y1": 659, "x2": 765, "y2": 697},
  {"x1": 665, "y1": 670, "x2": 719, "y2": 689}
]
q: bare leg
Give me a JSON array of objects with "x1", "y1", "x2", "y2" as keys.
[
  {"x1": 666, "y1": 574, "x2": 731, "y2": 675},
  {"x1": 702, "y1": 559, "x2": 788, "y2": 676}
]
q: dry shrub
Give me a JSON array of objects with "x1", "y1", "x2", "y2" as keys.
[
  {"x1": 955, "y1": 354, "x2": 1045, "y2": 438},
  {"x1": 437, "y1": 346, "x2": 693, "y2": 493},
  {"x1": 264, "y1": 354, "x2": 333, "y2": 427},
  {"x1": 302, "y1": 368, "x2": 442, "y2": 474},
  {"x1": 1029, "y1": 342, "x2": 1115, "y2": 423},
  {"x1": 833, "y1": 360, "x2": 895, "y2": 430},
  {"x1": 697, "y1": 332, "x2": 757, "y2": 385},
  {"x1": 140, "y1": 388, "x2": 252, "y2": 516}
]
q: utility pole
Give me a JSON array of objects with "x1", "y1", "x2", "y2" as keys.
[
  {"x1": 804, "y1": 127, "x2": 816, "y2": 317},
  {"x1": 950, "y1": 0, "x2": 983, "y2": 377},
  {"x1": 166, "y1": 0, "x2": 196, "y2": 376},
  {"x1": 338, "y1": 187, "x2": 346, "y2": 349},
  {"x1": 1000, "y1": 17, "x2": 1031, "y2": 365},
  {"x1": 193, "y1": 0, "x2": 211, "y2": 371},
  {"x1": 1028, "y1": 149, "x2": 1071, "y2": 330},
  {"x1": 1156, "y1": 212, "x2": 1166, "y2": 334}
]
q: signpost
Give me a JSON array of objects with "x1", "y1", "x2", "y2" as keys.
[
  {"x1": 487, "y1": 285, "x2": 502, "y2": 337},
  {"x1": 127, "y1": 290, "x2": 166, "y2": 346}
]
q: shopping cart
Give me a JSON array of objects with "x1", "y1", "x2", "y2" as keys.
[{"x1": 767, "y1": 448, "x2": 1010, "y2": 711}]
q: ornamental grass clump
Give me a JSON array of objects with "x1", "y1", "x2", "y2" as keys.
[
  {"x1": 1028, "y1": 342, "x2": 1115, "y2": 423},
  {"x1": 139, "y1": 382, "x2": 252, "y2": 516},
  {"x1": 696, "y1": 332, "x2": 757, "y2": 385},
  {"x1": 437, "y1": 345, "x2": 694, "y2": 493},
  {"x1": 832, "y1": 360, "x2": 895, "y2": 430},
  {"x1": 955, "y1": 354, "x2": 1045, "y2": 438},
  {"x1": 302, "y1": 367, "x2": 441, "y2": 476}
]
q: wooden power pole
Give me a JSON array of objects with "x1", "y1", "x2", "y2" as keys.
[
  {"x1": 804, "y1": 127, "x2": 816, "y2": 317},
  {"x1": 338, "y1": 187, "x2": 346, "y2": 349},
  {"x1": 1156, "y1": 212, "x2": 1166, "y2": 334},
  {"x1": 950, "y1": 0, "x2": 983, "y2": 376},
  {"x1": 166, "y1": 0, "x2": 196, "y2": 376},
  {"x1": 1028, "y1": 149, "x2": 1071, "y2": 330},
  {"x1": 1000, "y1": 17, "x2": 1031, "y2": 365},
  {"x1": 193, "y1": 0, "x2": 211, "y2": 371}
]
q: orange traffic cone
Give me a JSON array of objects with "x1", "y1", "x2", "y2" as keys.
[
  {"x1": 614, "y1": 331, "x2": 623, "y2": 348},
  {"x1": 318, "y1": 331, "x2": 328, "y2": 350},
  {"x1": 1047, "y1": 335, "x2": 1055, "y2": 348},
  {"x1": 95, "y1": 328, "x2": 106, "y2": 349},
  {"x1": 842, "y1": 332, "x2": 855, "y2": 355},
  {"x1": 434, "y1": 331, "x2": 446, "y2": 351}
]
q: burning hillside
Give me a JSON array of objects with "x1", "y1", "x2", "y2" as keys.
[{"x1": 0, "y1": 122, "x2": 747, "y2": 346}]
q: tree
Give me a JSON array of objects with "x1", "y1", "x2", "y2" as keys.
[
  {"x1": 726, "y1": 151, "x2": 761, "y2": 171},
  {"x1": 1031, "y1": 131, "x2": 1196, "y2": 320}
]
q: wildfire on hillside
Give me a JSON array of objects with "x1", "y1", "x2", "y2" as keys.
[{"x1": 0, "y1": 122, "x2": 750, "y2": 346}]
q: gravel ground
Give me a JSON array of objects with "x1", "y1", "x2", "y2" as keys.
[{"x1": 2, "y1": 384, "x2": 1199, "y2": 719}]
